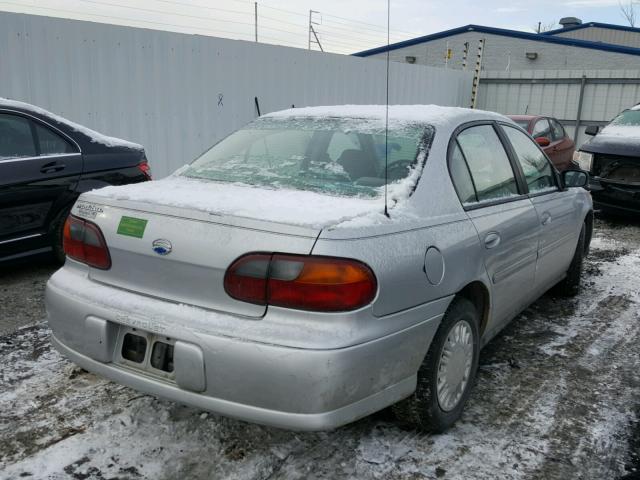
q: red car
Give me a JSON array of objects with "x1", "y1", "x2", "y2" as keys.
[{"x1": 508, "y1": 115, "x2": 576, "y2": 171}]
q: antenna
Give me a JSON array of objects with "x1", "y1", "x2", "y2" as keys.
[{"x1": 384, "y1": 0, "x2": 390, "y2": 218}]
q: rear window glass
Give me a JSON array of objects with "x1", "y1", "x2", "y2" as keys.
[
  {"x1": 514, "y1": 120, "x2": 529, "y2": 130},
  {"x1": 182, "y1": 117, "x2": 432, "y2": 198}
]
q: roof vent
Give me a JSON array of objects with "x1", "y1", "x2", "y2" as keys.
[{"x1": 559, "y1": 17, "x2": 582, "y2": 28}]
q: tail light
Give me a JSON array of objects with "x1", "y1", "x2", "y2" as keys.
[
  {"x1": 138, "y1": 159, "x2": 152, "y2": 180},
  {"x1": 63, "y1": 215, "x2": 112, "y2": 269},
  {"x1": 224, "y1": 253, "x2": 377, "y2": 312}
]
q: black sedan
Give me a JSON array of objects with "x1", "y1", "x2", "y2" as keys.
[
  {"x1": 574, "y1": 105, "x2": 640, "y2": 215},
  {"x1": 0, "y1": 98, "x2": 151, "y2": 263}
]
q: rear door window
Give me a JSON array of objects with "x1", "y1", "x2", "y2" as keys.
[
  {"x1": 456, "y1": 125, "x2": 519, "y2": 203},
  {"x1": 0, "y1": 113, "x2": 36, "y2": 159},
  {"x1": 503, "y1": 125, "x2": 557, "y2": 194},
  {"x1": 35, "y1": 123, "x2": 75, "y2": 155}
]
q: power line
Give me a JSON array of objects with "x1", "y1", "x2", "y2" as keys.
[
  {"x1": 253, "y1": 2, "x2": 308, "y2": 18},
  {"x1": 0, "y1": 0, "x2": 404, "y2": 53},
  {"x1": 0, "y1": 1, "x2": 272, "y2": 43},
  {"x1": 321, "y1": 11, "x2": 421, "y2": 36},
  {"x1": 313, "y1": 23, "x2": 407, "y2": 44},
  {"x1": 257, "y1": 3, "x2": 414, "y2": 41},
  {"x1": 173, "y1": 0, "x2": 419, "y2": 40},
  {"x1": 154, "y1": 0, "x2": 251, "y2": 17},
  {"x1": 75, "y1": 0, "x2": 312, "y2": 39},
  {"x1": 153, "y1": 0, "x2": 414, "y2": 42}
]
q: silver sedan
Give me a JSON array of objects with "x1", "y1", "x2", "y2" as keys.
[{"x1": 46, "y1": 105, "x2": 592, "y2": 432}]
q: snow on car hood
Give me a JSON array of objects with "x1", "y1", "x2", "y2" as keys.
[
  {"x1": 89, "y1": 176, "x2": 392, "y2": 230},
  {"x1": 598, "y1": 125, "x2": 640, "y2": 140},
  {"x1": 582, "y1": 125, "x2": 640, "y2": 156}
]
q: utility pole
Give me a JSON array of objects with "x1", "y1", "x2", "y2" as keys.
[
  {"x1": 308, "y1": 9, "x2": 312, "y2": 50},
  {"x1": 254, "y1": 2, "x2": 258, "y2": 42},
  {"x1": 308, "y1": 10, "x2": 323, "y2": 51}
]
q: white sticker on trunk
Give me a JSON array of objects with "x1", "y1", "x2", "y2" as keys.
[{"x1": 75, "y1": 202, "x2": 104, "y2": 220}]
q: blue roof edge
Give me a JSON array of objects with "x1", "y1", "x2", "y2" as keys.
[
  {"x1": 542, "y1": 22, "x2": 640, "y2": 36},
  {"x1": 352, "y1": 24, "x2": 640, "y2": 57}
]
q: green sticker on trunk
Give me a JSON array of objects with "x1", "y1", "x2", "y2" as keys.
[{"x1": 117, "y1": 216, "x2": 148, "y2": 238}]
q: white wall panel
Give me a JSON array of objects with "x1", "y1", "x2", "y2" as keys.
[
  {"x1": 0, "y1": 11, "x2": 473, "y2": 177},
  {"x1": 477, "y1": 69, "x2": 640, "y2": 147}
]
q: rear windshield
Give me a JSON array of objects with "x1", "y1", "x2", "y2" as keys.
[
  {"x1": 181, "y1": 117, "x2": 433, "y2": 198},
  {"x1": 609, "y1": 109, "x2": 640, "y2": 127},
  {"x1": 514, "y1": 120, "x2": 530, "y2": 130}
]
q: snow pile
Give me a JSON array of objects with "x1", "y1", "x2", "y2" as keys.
[{"x1": 0, "y1": 98, "x2": 142, "y2": 149}]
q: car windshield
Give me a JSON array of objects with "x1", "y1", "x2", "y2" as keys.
[
  {"x1": 514, "y1": 120, "x2": 530, "y2": 130},
  {"x1": 181, "y1": 116, "x2": 432, "y2": 198},
  {"x1": 609, "y1": 109, "x2": 640, "y2": 127}
]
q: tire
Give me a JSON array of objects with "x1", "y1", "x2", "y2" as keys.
[
  {"x1": 392, "y1": 297, "x2": 480, "y2": 433},
  {"x1": 552, "y1": 223, "x2": 585, "y2": 297},
  {"x1": 51, "y1": 207, "x2": 71, "y2": 264}
]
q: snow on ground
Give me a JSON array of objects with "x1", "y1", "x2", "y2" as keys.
[{"x1": 1, "y1": 216, "x2": 639, "y2": 479}]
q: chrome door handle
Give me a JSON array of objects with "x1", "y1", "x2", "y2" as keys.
[
  {"x1": 541, "y1": 213, "x2": 552, "y2": 226},
  {"x1": 484, "y1": 232, "x2": 501, "y2": 249}
]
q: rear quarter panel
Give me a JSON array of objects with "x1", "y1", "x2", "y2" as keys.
[
  {"x1": 313, "y1": 123, "x2": 492, "y2": 340},
  {"x1": 313, "y1": 218, "x2": 487, "y2": 321}
]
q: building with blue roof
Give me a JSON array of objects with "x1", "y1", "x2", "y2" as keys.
[{"x1": 353, "y1": 18, "x2": 640, "y2": 72}]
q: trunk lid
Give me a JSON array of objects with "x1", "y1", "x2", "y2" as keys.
[{"x1": 72, "y1": 193, "x2": 320, "y2": 318}]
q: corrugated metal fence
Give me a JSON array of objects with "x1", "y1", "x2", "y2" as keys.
[
  {"x1": 477, "y1": 69, "x2": 640, "y2": 147},
  {"x1": 0, "y1": 11, "x2": 473, "y2": 177}
]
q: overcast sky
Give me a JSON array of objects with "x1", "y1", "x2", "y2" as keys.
[{"x1": 0, "y1": 0, "x2": 633, "y2": 54}]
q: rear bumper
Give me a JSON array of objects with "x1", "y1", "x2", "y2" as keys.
[
  {"x1": 46, "y1": 268, "x2": 441, "y2": 430},
  {"x1": 51, "y1": 334, "x2": 416, "y2": 431}
]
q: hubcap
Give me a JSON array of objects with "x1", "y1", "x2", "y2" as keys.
[{"x1": 436, "y1": 320, "x2": 474, "y2": 412}]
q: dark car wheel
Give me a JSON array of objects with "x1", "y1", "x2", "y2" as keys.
[
  {"x1": 552, "y1": 223, "x2": 586, "y2": 297},
  {"x1": 392, "y1": 297, "x2": 480, "y2": 433},
  {"x1": 51, "y1": 207, "x2": 71, "y2": 264}
]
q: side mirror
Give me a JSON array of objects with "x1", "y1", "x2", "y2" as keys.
[
  {"x1": 562, "y1": 169, "x2": 589, "y2": 188},
  {"x1": 535, "y1": 137, "x2": 551, "y2": 147},
  {"x1": 584, "y1": 125, "x2": 600, "y2": 136}
]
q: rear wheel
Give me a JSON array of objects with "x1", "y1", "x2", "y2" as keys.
[
  {"x1": 392, "y1": 297, "x2": 480, "y2": 432},
  {"x1": 51, "y1": 207, "x2": 71, "y2": 264},
  {"x1": 552, "y1": 223, "x2": 585, "y2": 297}
]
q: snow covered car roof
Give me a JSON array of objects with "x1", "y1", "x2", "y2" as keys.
[
  {"x1": 265, "y1": 104, "x2": 509, "y2": 130},
  {"x1": 0, "y1": 97, "x2": 143, "y2": 151}
]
